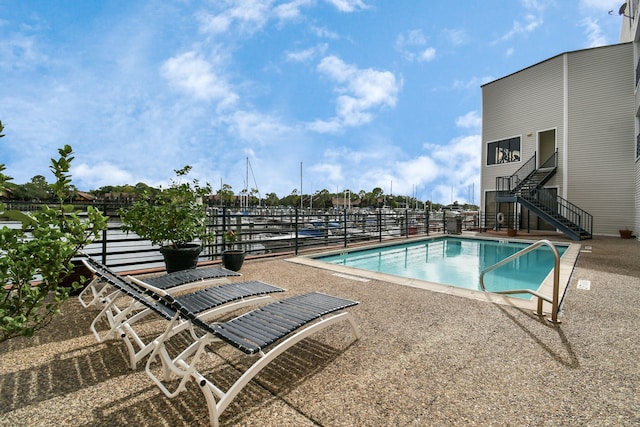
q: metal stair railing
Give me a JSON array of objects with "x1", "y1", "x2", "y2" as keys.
[
  {"x1": 494, "y1": 150, "x2": 592, "y2": 239},
  {"x1": 538, "y1": 150, "x2": 558, "y2": 170},
  {"x1": 496, "y1": 151, "x2": 558, "y2": 195},
  {"x1": 526, "y1": 187, "x2": 593, "y2": 238},
  {"x1": 479, "y1": 239, "x2": 562, "y2": 323},
  {"x1": 496, "y1": 153, "x2": 537, "y2": 193}
]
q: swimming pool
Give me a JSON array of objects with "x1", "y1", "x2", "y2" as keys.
[
  {"x1": 289, "y1": 236, "x2": 580, "y2": 309},
  {"x1": 315, "y1": 237, "x2": 566, "y2": 299}
]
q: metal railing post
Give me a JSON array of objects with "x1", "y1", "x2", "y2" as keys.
[
  {"x1": 405, "y1": 210, "x2": 409, "y2": 238},
  {"x1": 479, "y1": 239, "x2": 562, "y2": 324},
  {"x1": 294, "y1": 207, "x2": 299, "y2": 255},
  {"x1": 343, "y1": 209, "x2": 348, "y2": 248},
  {"x1": 101, "y1": 203, "x2": 108, "y2": 265}
]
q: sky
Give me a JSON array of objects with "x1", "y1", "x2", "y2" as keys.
[{"x1": 0, "y1": 0, "x2": 625, "y2": 205}]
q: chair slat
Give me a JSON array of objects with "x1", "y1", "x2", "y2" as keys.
[{"x1": 208, "y1": 292, "x2": 359, "y2": 354}]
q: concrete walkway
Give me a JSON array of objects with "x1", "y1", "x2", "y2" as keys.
[{"x1": 1, "y1": 235, "x2": 638, "y2": 426}]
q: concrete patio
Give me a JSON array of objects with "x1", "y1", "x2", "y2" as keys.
[{"x1": 1, "y1": 234, "x2": 638, "y2": 426}]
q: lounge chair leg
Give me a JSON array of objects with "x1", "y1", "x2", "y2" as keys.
[
  {"x1": 78, "y1": 277, "x2": 106, "y2": 308},
  {"x1": 346, "y1": 313, "x2": 361, "y2": 340},
  {"x1": 195, "y1": 372, "x2": 221, "y2": 427}
]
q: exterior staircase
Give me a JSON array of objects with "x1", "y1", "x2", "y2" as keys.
[{"x1": 496, "y1": 151, "x2": 593, "y2": 240}]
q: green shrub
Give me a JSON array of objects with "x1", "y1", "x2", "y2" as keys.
[
  {"x1": 0, "y1": 144, "x2": 107, "y2": 342},
  {"x1": 119, "y1": 166, "x2": 212, "y2": 249}
]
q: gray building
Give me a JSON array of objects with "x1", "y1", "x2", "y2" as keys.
[{"x1": 480, "y1": 40, "x2": 637, "y2": 239}]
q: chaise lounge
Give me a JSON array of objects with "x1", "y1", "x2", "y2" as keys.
[
  {"x1": 78, "y1": 255, "x2": 242, "y2": 309},
  {"x1": 134, "y1": 277, "x2": 361, "y2": 427},
  {"x1": 79, "y1": 256, "x2": 285, "y2": 369}
]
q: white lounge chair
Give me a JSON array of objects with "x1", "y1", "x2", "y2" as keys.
[
  {"x1": 134, "y1": 277, "x2": 360, "y2": 427},
  {"x1": 80, "y1": 256, "x2": 284, "y2": 369}
]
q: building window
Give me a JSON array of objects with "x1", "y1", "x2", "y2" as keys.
[
  {"x1": 636, "y1": 133, "x2": 640, "y2": 160},
  {"x1": 487, "y1": 137, "x2": 521, "y2": 165}
]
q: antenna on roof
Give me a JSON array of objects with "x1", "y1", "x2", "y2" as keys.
[{"x1": 609, "y1": 2, "x2": 633, "y2": 19}]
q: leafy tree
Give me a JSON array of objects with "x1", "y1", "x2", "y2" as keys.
[
  {"x1": 279, "y1": 188, "x2": 300, "y2": 208},
  {"x1": 249, "y1": 188, "x2": 260, "y2": 206},
  {"x1": 361, "y1": 187, "x2": 384, "y2": 207},
  {"x1": 264, "y1": 192, "x2": 279, "y2": 206},
  {"x1": 312, "y1": 189, "x2": 332, "y2": 209},
  {"x1": 0, "y1": 121, "x2": 14, "y2": 200},
  {"x1": 216, "y1": 183, "x2": 235, "y2": 206},
  {"x1": 19, "y1": 175, "x2": 50, "y2": 201}
]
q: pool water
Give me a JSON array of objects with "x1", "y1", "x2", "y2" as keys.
[{"x1": 317, "y1": 237, "x2": 567, "y2": 299}]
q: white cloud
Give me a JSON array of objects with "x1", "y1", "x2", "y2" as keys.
[
  {"x1": 493, "y1": 0, "x2": 548, "y2": 43},
  {"x1": 325, "y1": 0, "x2": 370, "y2": 12},
  {"x1": 395, "y1": 29, "x2": 436, "y2": 62},
  {"x1": 422, "y1": 134, "x2": 481, "y2": 203},
  {"x1": 72, "y1": 162, "x2": 135, "y2": 188},
  {"x1": 396, "y1": 156, "x2": 440, "y2": 185},
  {"x1": 197, "y1": 1, "x2": 271, "y2": 35},
  {"x1": 307, "y1": 118, "x2": 343, "y2": 133},
  {"x1": 452, "y1": 76, "x2": 494, "y2": 90},
  {"x1": 404, "y1": 29, "x2": 427, "y2": 46},
  {"x1": 456, "y1": 111, "x2": 482, "y2": 130},
  {"x1": 287, "y1": 47, "x2": 317, "y2": 63},
  {"x1": 580, "y1": 17, "x2": 608, "y2": 47},
  {"x1": 197, "y1": 13, "x2": 232, "y2": 34},
  {"x1": 579, "y1": 0, "x2": 621, "y2": 12},
  {"x1": 223, "y1": 110, "x2": 296, "y2": 144},
  {"x1": 198, "y1": 0, "x2": 315, "y2": 36},
  {"x1": 313, "y1": 55, "x2": 400, "y2": 131},
  {"x1": 497, "y1": 13, "x2": 543, "y2": 42},
  {"x1": 274, "y1": 0, "x2": 314, "y2": 20},
  {"x1": 419, "y1": 47, "x2": 436, "y2": 62},
  {"x1": 286, "y1": 43, "x2": 328, "y2": 63},
  {"x1": 161, "y1": 51, "x2": 238, "y2": 108},
  {"x1": 409, "y1": 111, "x2": 482, "y2": 203},
  {"x1": 311, "y1": 25, "x2": 340, "y2": 39},
  {"x1": 443, "y1": 28, "x2": 468, "y2": 46},
  {"x1": 309, "y1": 162, "x2": 343, "y2": 182}
]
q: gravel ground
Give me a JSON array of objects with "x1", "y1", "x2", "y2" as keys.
[{"x1": 1, "y1": 234, "x2": 638, "y2": 426}]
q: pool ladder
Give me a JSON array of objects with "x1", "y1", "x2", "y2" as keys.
[{"x1": 479, "y1": 239, "x2": 561, "y2": 324}]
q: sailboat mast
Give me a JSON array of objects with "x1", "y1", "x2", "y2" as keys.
[{"x1": 243, "y1": 157, "x2": 249, "y2": 210}]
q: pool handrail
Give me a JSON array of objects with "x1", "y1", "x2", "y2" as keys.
[{"x1": 479, "y1": 239, "x2": 561, "y2": 323}]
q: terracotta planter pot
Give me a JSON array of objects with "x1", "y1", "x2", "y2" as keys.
[
  {"x1": 619, "y1": 229, "x2": 632, "y2": 239},
  {"x1": 507, "y1": 229, "x2": 517, "y2": 237}
]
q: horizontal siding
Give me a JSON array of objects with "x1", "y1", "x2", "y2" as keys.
[
  {"x1": 566, "y1": 43, "x2": 635, "y2": 236},
  {"x1": 481, "y1": 56, "x2": 564, "y2": 206},
  {"x1": 636, "y1": 159, "x2": 640, "y2": 239},
  {"x1": 481, "y1": 43, "x2": 638, "y2": 236}
]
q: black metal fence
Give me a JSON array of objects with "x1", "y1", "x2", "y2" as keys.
[{"x1": 2, "y1": 203, "x2": 480, "y2": 272}]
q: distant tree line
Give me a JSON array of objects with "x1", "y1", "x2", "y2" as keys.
[{"x1": 2, "y1": 175, "x2": 479, "y2": 211}]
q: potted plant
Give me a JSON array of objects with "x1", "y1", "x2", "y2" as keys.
[
  {"x1": 120, "y1": 166, "x2": 213, "y2": 273},
  {"x1": 0, "y1": 143, "x2": 108, "y2": 342},
  {"x1": 221, "y1": 229, "x2": 245, "y2": 272},
  {"x1": 619, "y1": 227, "x2": 633, "y2": 239}
]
